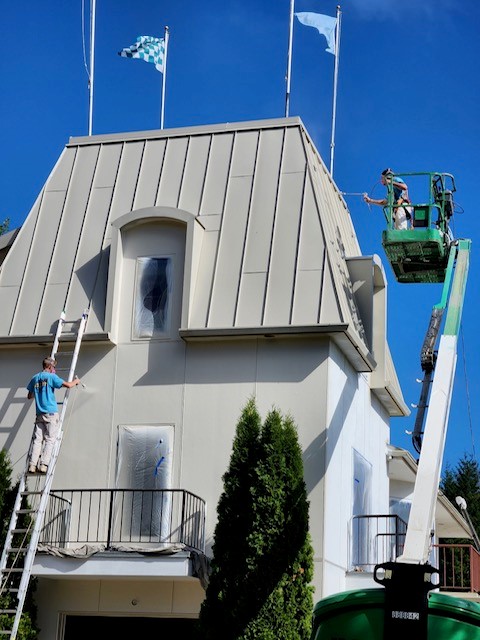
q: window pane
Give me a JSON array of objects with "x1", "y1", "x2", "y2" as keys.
[{"x1": 133, "y1": 257, "x2": 172, "y2": 338}]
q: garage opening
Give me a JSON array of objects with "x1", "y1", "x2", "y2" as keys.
[{"x1": 64, "y1": 615, "x2": 196, "y2": 638}]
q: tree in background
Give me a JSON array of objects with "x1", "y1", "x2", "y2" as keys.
[
  {"x1": 0, "y1": 219, "x2": 10, "y2": 236},
  {"x1": 0, "y1": 450, "x2": 38, "y2": 639},
  {"x1": 441, "y1": 453, "x2": 480, "y2": 535},
  {"x1": 197, "y1": 399, "x2": 314, "y2": 640},
  {"x1": 438, "y1": 454, "x2": 480, "y2": 590},
  {"x1": 0, "y1": 450, "x2": 16, "y2": 544}
]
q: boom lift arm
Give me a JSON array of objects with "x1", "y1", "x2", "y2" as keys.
[
  {"x1": 373, "y1": 238, "x2": 471, "y2": 637},
  {"x1": 411, "y1": 246, "x2": 457, "y2": 454},
  {"x1": 401, "y1": 238, "x2": 470, "y2": 564}
]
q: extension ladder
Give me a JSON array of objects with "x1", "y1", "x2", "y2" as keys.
[{"x1": 0, "y1": 309, "x2": 88, "y2": 638}]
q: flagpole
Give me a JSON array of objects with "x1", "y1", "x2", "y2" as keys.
[
  {"x1": 160, "y1": 26, "x2": 169, "y2": 129},
  {"x1": 88, "y1": 0, "x2": 96, "y2": 136},
  {"x1": 329, "y1": 5, "x2": 341, "y2": 176},
  {"x1": 285, "y1": 0, "x2": 294, "y2": 117}
]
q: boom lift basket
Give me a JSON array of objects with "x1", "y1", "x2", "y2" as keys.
[{"x1": 381, "y1": 172, "x2": 456, "y2": 284}]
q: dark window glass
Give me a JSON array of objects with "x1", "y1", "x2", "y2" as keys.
[{"x1": 134, "y1": 257, "x2": 172, "y2": 338}]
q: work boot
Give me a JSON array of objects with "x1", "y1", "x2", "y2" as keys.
[
  {"x1": 38, "y1": 464, "x2": 48, "y2": 474},
  {"x1": 28, "y1": 464, "x2": 37, "y2": 474}
]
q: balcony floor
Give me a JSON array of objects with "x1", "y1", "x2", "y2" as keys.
[{"x1": 33, "y1": 549, "x2": 201, "y2": 581}]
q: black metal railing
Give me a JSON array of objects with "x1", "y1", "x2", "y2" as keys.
[
  {"x1": 349, "y1": 518, "x2": 480, "y2": 593},
  {"x1": 40, "y1": 489, "x2": 206, "y2": 553},
  {"x1": 350, "y1": 514, "x2": 407, "y2": 571}
]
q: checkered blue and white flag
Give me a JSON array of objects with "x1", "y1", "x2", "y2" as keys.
[{"x1": 118, "y1": 35, "x2": 165, "y2": 73}]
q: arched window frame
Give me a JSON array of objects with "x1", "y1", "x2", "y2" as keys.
[{"x1": 105, "y1": 206, "x2": 205, "y2": 344}]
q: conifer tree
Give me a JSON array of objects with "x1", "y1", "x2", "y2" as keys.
[
  {"x1": 441, "y1": 453, "x2": 480, "y2": 536},
  {"x1": 0, "y1": 449, "x2": 38, "y2": 639},
  {"x1": 0, "y1": 219, "x2": 10, "y2": 237},
  {"x1": 197, "y1": 399, "x2": 314, "y2": 639},
  {"x1": 0, "y1": 449, "x2": 15, "y2": 544}
]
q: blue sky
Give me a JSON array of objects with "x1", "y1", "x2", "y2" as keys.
[{"x1": 2, "y1": 0, "x2": 479, "y2": 469}]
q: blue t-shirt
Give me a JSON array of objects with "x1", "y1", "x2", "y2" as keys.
[
  {"x1": 392, "y1": 179, "x2": 408, "y2": 202},
  {"x1": 27, "y1": 372, "x2": 64, "y2": 414}
]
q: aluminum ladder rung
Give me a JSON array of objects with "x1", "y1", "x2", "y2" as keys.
[{"x1": 1, "y1": 568, "x2": 23, "y2": 574}]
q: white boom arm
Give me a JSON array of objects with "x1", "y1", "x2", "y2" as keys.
[{"x1": 398, "y1": 240, "x2": 471, "y2": 565}]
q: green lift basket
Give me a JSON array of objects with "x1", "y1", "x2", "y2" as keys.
[
  {"x1": 381, "y1": 172, "x2": 456, "y2": 284},
  {"x1": 311, "y1": 589, "x2": 480, "y2": 640}
]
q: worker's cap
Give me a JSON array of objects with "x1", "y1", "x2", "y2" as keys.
[{"x1": 381, "y1": 168, "x2": 393, "y2": 176}]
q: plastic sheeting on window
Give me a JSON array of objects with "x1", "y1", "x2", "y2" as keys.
[
  {"x1": 389, "y1": 498, "x2": 411, "y2": 524},
  {"x1": 133, "y1": 257, "x2": 172, "y2": 339},
  {"x1": 351, "y1": 449, "x2": 373, "y2": 567},
  {"x1": 115, "y1": 425, "x2": 174, "y2": 543},
  {"x1": 353, "y1": 449, "x2": 372, "y2": 516}
]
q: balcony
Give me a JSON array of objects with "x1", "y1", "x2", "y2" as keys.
[
  {"x1": 39, "y1": 488, "x2": 206, "y2": 553},
  {"x1": 350, "y1": 514, "x2": 407, "y2": 572},
  {"x1": 349, "y1": 516, "x2": 480, "y2": 596},
  {"x1": 434, "y1": 543, "x2": 480, "y2": 594}
]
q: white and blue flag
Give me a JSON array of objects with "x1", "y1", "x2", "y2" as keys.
[
  {"x1": 119, "y1": 35, "x2": 166, "y2": 73},
  {"x1": 295, "y1": 12, "x2": 337, "y2": 55}
]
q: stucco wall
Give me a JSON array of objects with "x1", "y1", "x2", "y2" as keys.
[{"x1": 0, "y1": 332, "x2": 390, "y2": 613}]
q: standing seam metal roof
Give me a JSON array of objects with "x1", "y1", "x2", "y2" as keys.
[{"x1": 0, "y1": 117, "x2": 366, "y2": 345}]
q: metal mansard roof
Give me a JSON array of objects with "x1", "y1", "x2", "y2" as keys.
[{"x1": 0, "y1": 117, "x2": 408, "y2": 415}]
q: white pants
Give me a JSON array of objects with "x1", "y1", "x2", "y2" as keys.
[
  {"x1": 30, "y1": 412, "x2": 60, "y2": 468},
  {"x1": 394, "y1": 206, "x2": 409, "y2": 230}
]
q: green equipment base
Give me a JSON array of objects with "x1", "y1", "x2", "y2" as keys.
[{"x1": 311, "y1": 588, "x2": 480, "y2": 639}]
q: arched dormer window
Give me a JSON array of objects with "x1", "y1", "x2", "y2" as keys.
[{"x1": 105, "y1": 207, "x2": 204, "y2": 344}]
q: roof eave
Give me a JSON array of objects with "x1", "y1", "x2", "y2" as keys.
[{"x1": 180, "y1": 324, "x2": 376, "y2": 373}]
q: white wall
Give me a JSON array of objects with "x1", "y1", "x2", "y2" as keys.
[
  {"x1": 0, "y1": 333, "x2": 391, "y2": 614},
  {"x1": 321, "y1": 342, "x2": 390, "y2": 598}
]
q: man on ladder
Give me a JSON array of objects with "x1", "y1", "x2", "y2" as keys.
[
  {"x1": 0, "y1": 310, "x2": 88, "y2": 640},
  {"x1": 26, "y1": 356, "x2": 81, "y2": 473}
]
